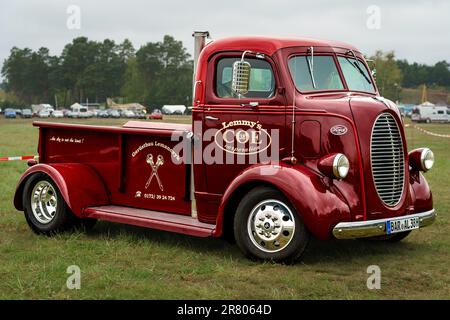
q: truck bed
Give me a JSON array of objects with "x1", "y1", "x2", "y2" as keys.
[
  {"x1": 33, "y1": 120, "x2": 191, "y2": 136},
  {"x1": 33, "y1": 119, "x2": 193, "y2": 216}
]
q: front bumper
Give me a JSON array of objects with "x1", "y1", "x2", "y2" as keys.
[{"x1": 332, "y1": 209, "x2": 436, "y2": 239}]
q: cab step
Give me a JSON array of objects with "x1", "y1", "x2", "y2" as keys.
[{"x1": 84, "y1": 205, "x2": 215, "y2": 237}]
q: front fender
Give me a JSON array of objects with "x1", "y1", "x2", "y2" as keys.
[
  {"x1": 14, "y1": 163, "x2": 109, "y2": 217},
  {"x1": 410, "y1": 171, "x2": 433, "y2": 213},
  {"x1": 214, "y1": 163, "x2": 351, "y2": 240}
]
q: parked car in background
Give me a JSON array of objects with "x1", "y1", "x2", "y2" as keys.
[
  {"x1": 92, "y1": 109, "x2": 100, "y2": 117},
  {"x1": 98, "y1": 110, "x2": 110, "y2": 118},
  {"x1": 148, "y1": 109, "x2": 163, "y2": 120},
  {"x1": 78, "y1": 109, "x2": 94, "y2": 118},
  {"x1": 67, "y1": 111, "x2": 77, "y2": 118},
  {"x1": 15, "y1": 109, "x2": 23, "y2": 117},
  {"x1": 21, "y1": 109, "x2": 33, "y2": 118},
  {"x1": 108, "y1": 109, "x2": 121, "y2": 118},
  {"x1": 135, "y1": 112, "x2": 146, "y2": 119},
  {"x1": 123, "y1": 110, "x2": 136, "y2": 118},
  {"x1": 38, "y1": 110, "x2": 51, "y2": 118},
  {"x1": 68, "y1": 108, "x2": 93, "y2": 118},
  {"x1": 4, "y1": 108, "x2": 17, "y2": 118},
  {"x1": 52, "y1": 110, "x2": 64, "y2": 118}
]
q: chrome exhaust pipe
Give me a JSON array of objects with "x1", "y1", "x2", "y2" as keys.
[{"x1": 192, "y1": 31, "x2": 210, "y2": 99}]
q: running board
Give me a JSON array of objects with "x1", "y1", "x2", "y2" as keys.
[{"x1": 84, "y1": 205, "x2": 215, "y2": 237}]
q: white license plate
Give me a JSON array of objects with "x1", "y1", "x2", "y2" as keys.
[{"x1": 386, "y1": 216, "x2": 420, "y2": 234}]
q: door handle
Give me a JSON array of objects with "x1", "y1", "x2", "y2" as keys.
[{"x1": 205, "y1": 116, "x2": 219, "y2": 121}]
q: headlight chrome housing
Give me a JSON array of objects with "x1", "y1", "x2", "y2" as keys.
[
  {"x1": 409, "y1": 148, "x2": 434, "y2": 172},
  {"x1": 333, "y1": 154, "x2": 350, "y2": 179},
  {"x1": 420, "y1": 148, "x2": 434, "y2": 171},
  {"x1": 319, "y1": 153, "x2": 350, "y2": 179}
]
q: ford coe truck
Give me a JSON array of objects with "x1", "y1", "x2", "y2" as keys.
[{"x1": 14, "y1": 32, "x2": 436, "y2": 262}]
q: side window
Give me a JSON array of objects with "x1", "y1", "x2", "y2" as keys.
[
  {"x1": 215, "y1": 57, "x2": 275, "y2": 99},
  {"x1": 437, "y1": 110, "x2": 444, "y2": 114}
]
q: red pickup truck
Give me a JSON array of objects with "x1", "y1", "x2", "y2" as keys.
[{"x1": 14, "y1": 32, "x2": 435, "y2": 262}]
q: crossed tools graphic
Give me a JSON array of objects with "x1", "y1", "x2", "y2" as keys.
[{"x1": 145, "y1": 154, "x2": 164, "y2": 191}]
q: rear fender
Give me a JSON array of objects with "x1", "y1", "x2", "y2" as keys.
[
  {"x1": 214, "y1": 164, "x2": 351, "y2": 240},
  {"x1": 14, "y1": 163, "x2": 109, "y2": 217}
]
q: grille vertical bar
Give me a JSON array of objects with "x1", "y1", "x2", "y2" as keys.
[{"x1": 370, "y1": 113, "x2": 405, "y2": 206}]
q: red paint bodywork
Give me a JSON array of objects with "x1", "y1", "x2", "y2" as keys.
[{"x1": 14, "y1": 36, "x2": 433, "y2": 240}]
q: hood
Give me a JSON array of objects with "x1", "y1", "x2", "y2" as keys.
[
  {"x1": 295, "y1": 93, "x2": 410, "y2": 221},
  {"x1": 348, "y1": 96, "x2": 410, "y2": 219}
]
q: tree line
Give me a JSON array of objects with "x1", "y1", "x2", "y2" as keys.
[
  {"x1": 1, "y1": 35, "x2": 449, "y2": 108},
  {"x1": 369, "y1": 50, "x2": 450, "y2": 101},
  {"x1": 1, "y1": 35, "x2": 193, "y2": 109}
]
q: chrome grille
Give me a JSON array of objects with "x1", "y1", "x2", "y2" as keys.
[{"x1": 371, "y1": 113, "x2": 405, "y2": 206}]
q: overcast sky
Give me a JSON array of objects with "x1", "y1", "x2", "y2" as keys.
[{"x1": 0, "y1": 0, "x2": 449, "y2": 75}]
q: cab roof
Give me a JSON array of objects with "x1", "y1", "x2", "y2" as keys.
[{"x1": 201, "y1": 36, "x2": 360, "y2": 57}]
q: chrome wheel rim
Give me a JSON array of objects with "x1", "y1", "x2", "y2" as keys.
[
  {"x1": 31, "y1": 181, "x2": 58, "y2": 224},
  {"x1": 247, "y1": 199, "x2": 296, "y2": 253}
]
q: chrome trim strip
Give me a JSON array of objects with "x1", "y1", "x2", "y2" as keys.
[{"x1": 332, "y1": 209, "x2": 436, "y2": 239}]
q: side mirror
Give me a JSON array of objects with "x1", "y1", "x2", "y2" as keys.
[
  {"x1": 231, "y1": 51, "x2": 252, "y2": 96},
  {"x1": 371, "y1": 69, "x2": 377, "y2": 80}
]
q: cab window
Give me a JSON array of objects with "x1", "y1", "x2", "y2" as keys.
[
  {"x1": 288, "y1": 55, "x2": 344, "y2": 91},
  {"x1": 215, "y1": 57, "x2": 275, "y2": 99},
  {"x1": 337, "y1": 57, "x2": 376, "y2": 93}
]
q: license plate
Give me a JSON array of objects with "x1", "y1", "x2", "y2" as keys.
[{"x1": 386, "y1": 216, "x2": 420, "y2": 234}]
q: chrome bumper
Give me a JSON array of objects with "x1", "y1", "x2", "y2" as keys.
[{"x1": 332, "y1": 209, "x2": 436, "y2": 239}]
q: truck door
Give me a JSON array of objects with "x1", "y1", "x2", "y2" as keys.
[{"x1": 201, "y1": 53, "x2": 287, "y2": 195}]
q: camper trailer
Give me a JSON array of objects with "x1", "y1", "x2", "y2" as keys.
[{"x1": 411, "y1": 104, "x2": 450, "y2": 123}]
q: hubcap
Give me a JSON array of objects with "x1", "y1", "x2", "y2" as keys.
[
  {"x1": 247, "y1": 199, "x2": 296, "y2": 253},
  {"x1": 30, "y1": 181, "x2": 58, "y2": 224}
]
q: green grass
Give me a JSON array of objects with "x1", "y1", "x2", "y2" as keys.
[{"x1": 0, "y1": 117, "x2": 449, "y2": 299}]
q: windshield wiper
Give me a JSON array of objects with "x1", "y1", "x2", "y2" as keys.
[
  {"x1": 346, "y1": 50, "x2": 372, "y2": 84},
  {"x1": 306, "y1": 46, "x2": 317, "y2": 89}
]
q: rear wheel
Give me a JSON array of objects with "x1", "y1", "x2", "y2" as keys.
[
  {"x1": 234, "y1": 187, "x2": 309, "y2": 263},
  {"x1": 23, "y1": 173, "x2": 78, "y2": 234},
  {"x1": 426, "y1": 118, "x2": 431, "y2": 123}
]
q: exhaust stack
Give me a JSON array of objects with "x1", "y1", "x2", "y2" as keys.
[
  {"x1": 192, "y1": 31, "x2": 210, "y2": 101},
  {"x1": 192, "y1": 31, "x2": 210, "y2": 77}
]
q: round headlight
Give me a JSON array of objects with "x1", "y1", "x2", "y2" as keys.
[
  {"x1": 420, "y1": 148, "x2": 434, "y2": 171},
  {"x1": 332, "y1": 154, "x2": 350, "y2": 179}
]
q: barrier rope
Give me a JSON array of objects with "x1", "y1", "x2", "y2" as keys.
[
  {"x1": 0, "y1": 155, "x2": 38, "y2": 161},
  {"x1": 413, "y1": 125, "x2": 450, "y2": 138}
]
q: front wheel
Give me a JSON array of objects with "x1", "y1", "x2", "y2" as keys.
[{"x1": 234, "y1": 187, "x2": 310, "y2": 263}]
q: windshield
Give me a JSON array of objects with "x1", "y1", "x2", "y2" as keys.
[
  {"x1": 288, "y1": 55, "x2": 343, "y2": 91},
  {"x1": 337, "y1": 56, "x2": 376, "y2": 93},
  {"x1": 288, "y1": 54, "x2": 376, "y2": 93}
]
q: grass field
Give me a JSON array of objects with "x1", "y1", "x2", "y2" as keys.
[{"x1": 0, "y1": 116, "x2": 449, "y2": 299}]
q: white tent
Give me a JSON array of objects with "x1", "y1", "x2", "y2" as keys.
[
  {"x1": 419, "y1": 101, "x2": 435, "y2": 106},
  {"x1": 162, "y1": 105, "x2": 186, "y2": 115},
  {"x1": 70, "y1": 103, "x2": 85, "y2": 111}
]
